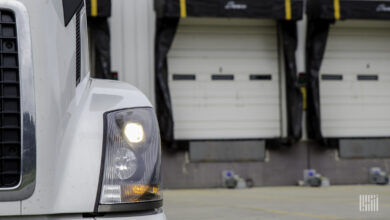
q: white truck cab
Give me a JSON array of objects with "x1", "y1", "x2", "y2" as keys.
[{"x1": 0, "y1": 0, "x2": 165, "y2": 219}]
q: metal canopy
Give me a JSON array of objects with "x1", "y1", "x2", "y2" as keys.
[
  {"x1": 307, "y1": 0, "x2": 390, "y2": 20},
  {"x1": 156, "y1": 0, "x2": 304, "y2": 20}
]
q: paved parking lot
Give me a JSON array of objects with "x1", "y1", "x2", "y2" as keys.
[{"x1": 164, "y1": 185, "x2": 390, "y2": 220}]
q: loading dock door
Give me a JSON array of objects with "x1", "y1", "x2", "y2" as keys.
[
  {"x1": 320, "y1": 20, "x2": 390, "y2": 137},
  {"x1": 168, "y1": 18, "x2": 283, "y2": 140}
]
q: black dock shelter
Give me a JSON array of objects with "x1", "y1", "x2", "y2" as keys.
[
  {"x1": 155, "y1": 0, "x2": 304, "y2": 149},
  {"x1": 306, "y1": 0, "x2": 390, "y2": 141}
]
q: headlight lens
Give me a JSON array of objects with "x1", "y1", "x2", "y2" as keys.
[
  {"x1": 123, "y1": 122, "x2": 144, "y2": 144},
  {"x1": 114, "y1": 148, "x2": 137, "y2": 180},
  {"x1": 100, "y1": 108, "x2": 161, "y2": 204}
]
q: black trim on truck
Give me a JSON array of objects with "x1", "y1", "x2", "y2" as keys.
[
  {"x1": 62, "y1": 0, "x2": 84, "y2": 26},
  {"x1": 75, "y1": 8, "x2": 81, "y2": 85},
  {"x1": 94, "y1": 111, "x2": 108, "y2": 213},
  {"x1": 98, "y1": 200, "x2": 163, "y2": 213}
]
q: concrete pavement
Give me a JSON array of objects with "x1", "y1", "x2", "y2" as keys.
[{"x1": 163, "y1": 185, "x2": 390, "y2": 220}]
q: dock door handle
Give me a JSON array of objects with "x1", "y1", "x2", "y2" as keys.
[
  {"x1": 321, "y1": 74, "x2": 343, "y2": 80},
  {"x1": 211, "y1": 74, "x2": 234, "y2": 80},
  {"x1": 173, "y1": 74, "x2": 196, "y2": 80},
  {"x1": 357, "y1": 75, "x2": 378, "y2": 81},
  {"x1": 250, "y1": 74, "x2": 272, "y2": 80}
]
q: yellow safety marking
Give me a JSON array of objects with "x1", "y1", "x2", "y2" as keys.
[
  {"x1": 91, "y1": 0, "x2": 98, "y2": 17},
  {"x1": 334, "y1": 0, "x2": 341, "y2": 20},
  {"x1": 285, "y1": 0, "x2": 292, "y2": 20},
  {"x1": 301, "y1": 86, "x2": 307, "y2": 110},
  {"x1": 180, "y1": 0, "x2": 187, "y2": 18}
]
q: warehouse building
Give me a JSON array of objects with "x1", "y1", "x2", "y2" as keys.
[{"x1": 109, "y1": 0, "x2": 390, "y2": 188}]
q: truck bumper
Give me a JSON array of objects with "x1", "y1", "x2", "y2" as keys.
[{"x1": 94, "y1": 212, "x2": 166, "y2": 220}]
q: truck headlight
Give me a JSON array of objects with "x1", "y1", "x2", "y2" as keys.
[{"x1": 99, "y1": 108, "x2": 162, "y2": 207}]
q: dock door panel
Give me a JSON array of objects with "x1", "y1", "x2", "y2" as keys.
[
  {"x1": 168, "y1": 18, "x2": 283, "y2": 140},
  {"x1": 320, "y1": 20, "x2": 390, "y2": 137}
]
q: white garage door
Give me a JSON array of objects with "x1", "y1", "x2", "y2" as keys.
[
  {"x1": 168, "y1": 18, "x2": 284, "y2": 140},
  {"x1": 320, "y1": 20, "x2": 390, "y2": 137}
]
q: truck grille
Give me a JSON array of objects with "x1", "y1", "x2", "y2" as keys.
[{"x1": 0, "y1": 10, "x2": 20, "y2": 188}]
